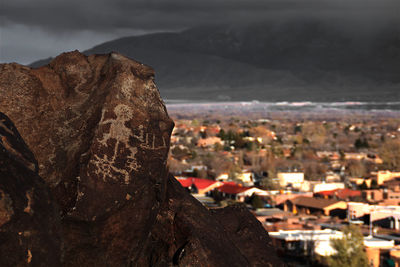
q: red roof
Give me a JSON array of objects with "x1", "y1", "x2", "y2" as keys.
[
  {"x1": 221, "y1": 181, "x2": 237, "y2": 186},
  {"x1": 177, "y1": 177, "x2": 218, "y2": 190},
  {"x1": 178, "y1": 178, "x2": 193, "y2": 188},
  {"x1": 316, "y1": 188, "x2": 361, "y2": 199},
  {"x1": 217, "y1": 183, "x2": 249, "y2": 194},
  {"x1": 336, "y1": 188, "x2": 361, "y2": 198},
  {"x1": 177, "y1": 178, "x2": 249, "y2": 195},
  {"x1": 316, "y1": 190, "x2": 337, "y2": 196}
]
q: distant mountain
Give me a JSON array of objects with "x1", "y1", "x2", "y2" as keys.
[{"x1": 30, "y1": 20, "x2": 400, "y2": 102}]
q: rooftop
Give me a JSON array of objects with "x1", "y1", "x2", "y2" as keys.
[
  {"x1": 315, "y1": 188, "x2": 361, "y2": 199},
  {"x1": 269, "y1": 229, "x2": 342, "y2": 241},
  {"x1": 290, "y1": 196, "x2": 344, "y2": 209}
]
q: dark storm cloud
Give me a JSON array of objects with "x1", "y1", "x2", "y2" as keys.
[
  {"x1": 1, "y1": 0, "x2": 399, "y2": 64},
  {"x1": 2, "y1": 0, "x2": 399, "y2": 32}
]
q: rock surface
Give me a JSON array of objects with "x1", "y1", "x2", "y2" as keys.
[
  {"x1": 0, "y1": 112, "x2": 61, "y2": 266},
  {"x1": 0, "y1": 51, "x2": 283, "y2": 266}
]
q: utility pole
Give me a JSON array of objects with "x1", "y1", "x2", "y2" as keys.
[{"x1": 369, "y1": 208, "x2": 374, "y2": 237}]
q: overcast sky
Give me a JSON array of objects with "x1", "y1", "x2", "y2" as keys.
[{"x1": 1, "y1": 0, "x2": 399, "y2": 64}]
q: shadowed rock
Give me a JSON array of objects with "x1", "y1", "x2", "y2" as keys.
[
  {"x1": 0, "y1": 51, "x2": 283, "y2": 266},
  {"x1": 210, "y1": 204, "x2": 280, "y2": 266},
  {"x1": 0, "y1": 112, "x2": 61, "y2": 266}
]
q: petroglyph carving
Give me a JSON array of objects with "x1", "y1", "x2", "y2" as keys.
[
  {"x1": 133, "y1": 125, "x2": 145, "y2": 143},
  {"x1": 119, "y1": 76, "x2": 135, "y2": 99},
  {"x1": 138, "y1": 133, "x2": 168, "y2": 150},
  {"x1": 89, "y1": 104, "x2": 140, "y2": 185}
]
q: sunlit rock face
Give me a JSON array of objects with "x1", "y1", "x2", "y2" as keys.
[
  {"x1": 0, "y1": 51, "x2": 174, "y2": 265},
  {"x1": 0, "y1": 52, "x2": 283, "y2": 266},
  {"x1": 0, "y1": 112, "x2": 61, "y2": 266},
  {"x1": 0, "y1": 51, "x2": 173, "y2": 220}
]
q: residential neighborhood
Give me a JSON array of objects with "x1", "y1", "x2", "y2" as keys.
[{"x1": 167, "y1": 111, "x2": 400, "y2": 266}]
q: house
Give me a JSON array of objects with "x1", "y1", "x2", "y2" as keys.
[
  {"x1": 299, "y1": 181, "x2": 345, "y2": 194},
  {"x1": 277, "y1": 172, "x2": 304, "y2": 189},
  {"x1": 254, "y1": 208, "x2": 294, "y2": 225},
  {"x1": 364, "y1": 236, "x2": 395, "y2": 267},
  {"x1": 366, "y1": 154, "x2": 383, "y2": 164},
  {"x1": 182, "y1": 165, "x2": 208, "y2": 177},
  {"x1": 272, "y1": 192, "x2": 313, "y2": 206},
  {"x1": 256, "y1": 208, "x2": 320, "y2": 232},
  {"x1": 216, "y1": 183, "x2": 249, "y2": 201},
  {"x1": 270, "y1": 229, "x2": 394, "y2": 267},
  {"x1": 374, "y1": 170, "x2": 400, "y2": 185},
  {"x1": 348, "y1": 202, "x2": 374, "y2": 220},
  {"x1": 284, "y1": 197, "x2": 347, "y2": 218},
  {"x1": 350, "y1": 177, "x2": 372, "y2": 188},
  {"x1": 344, "y1": 152, "x2": 368, "y2": 161},
  {"x1": 312, "y1": 182, "x2": 345, "y2": 193},
  {"x1": 299, "y1": 180, "x2": 319, "y2": 192},
  {"x1": 236, "y1": 171, "x2": 254, "y2": 185},
  {"x1": 269, "y1": 229, "x2": 344, "y2": 258},
  {"x1": 389, "y1": 249, "x2": 400, "y2": 267},
  {"x1": 196, "y1": 137, "x2": 222, "y2": 148},
  {"x1": 315, "y1": 188, "x2": 361, "y2": 200},
  {"x1": 215, "y1": 173, "x2": 229, "y2": 181},
  {"x1": 316, "y1": 151, "x2": 340, "y2": 161},
  {"x1": 382, "y1": 190, "x2": 400, "y2": 205},
  {"x1": 361, "y1": 189, "x2": 400, "y2": 205},
  {"x1": 348, "y1": 202, "x2": 400, "y2": 230},
  {"x1": 176, "y1": 177, "x2": 222, "y2": 195},
  {"x1": 362, "y1": 189, "x2": 384, "y2": 203},
  {"x1": 237, "y1": 187, "x2": 269, "y2": 198},
  {"x1": 325, "y1": 172, "x2": 341, "y2": 183},
  {"x1": 383, "y1": 178, "x2": 400, "y2": 192}
]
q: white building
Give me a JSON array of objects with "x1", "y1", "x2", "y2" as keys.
[
  {"x1": 269, "y1": 229, "x2": 394, "y2": 258},
  {"x1": 277, "y1": 172, "x2": 304, "y2": 189},
  {"x1": 269, "y1": 229, "x2": 343, "y2": 257},
  {"x1": 299, "y1": 181, "x2": 345, "y2": 193},
  {"x1": 237, "y1": 187, "x2": 269, "y2": 198},
  {"x1": 313, "y1": 182, "x2": 345, "y2": 193},
  {"x1": 348, "y1": 202, "x2": 400, "y2": 230},
  {"x1": 236, "y1": 171, "x2": 254, "y2": 185}
]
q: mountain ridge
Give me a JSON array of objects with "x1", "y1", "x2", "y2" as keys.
[{"x1": 30, "y1": 20, "x2": 400, "y2": 101}]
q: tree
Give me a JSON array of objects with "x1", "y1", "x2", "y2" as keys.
[
  {"x1": 260, "y1": 177, "x2": 280, "y2": 190},
  {"x1": 304, "y1": 161, "x2": 327, "y2": 181},
  {"x1": 359, "y1": 181, "x2": 368, "y2": 190},
  {"x1": 354, "y1": 137, "x2": 369, "y2": 149},
  {"x1": 370, "y1": 179, "x2": 379, "y2": 189},
  {"x1": 210, "y1": 189, "x2": 224, "y2": 203},
  {"x1": 294, "y1": 124, "x2": 302, "y2": 134},
  {"x1": 328, "y1": 225, "x2": 368, "y2": 267},
  {"x1": 168, "y1": 157, "x2": 188, "y2": 175},
  {"x1": 379, "y1": 139, "x2": 400, "y2": 170},
  {"x1": 249, "y1": 194, "x2": 264, "y2": 209},
  {"x1": 302, "y1": 122, "x2": 327, "y2": 147},
  {"x1": 347, "y1": 160, "x2": 366, "y2": 178},
  {"x1": 218, "y1": 129, "x2": 226, "y2": 140},
  {"x1": 214, "y1": 142, "x2": 223, "y2": 152}
]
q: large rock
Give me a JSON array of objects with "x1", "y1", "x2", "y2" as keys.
[
  {"x1": 138, "y1": 175, "x2": 283, "y2": 266},
  {"x1": 0, "y1": 112, "x2": 61, "y2": 266},
  {"x1": 210, "y1": 204, "x2": 280, "y2": 266},
  {"x1": 0, "y1": 51, "x2": 282, "y2": 266}
]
